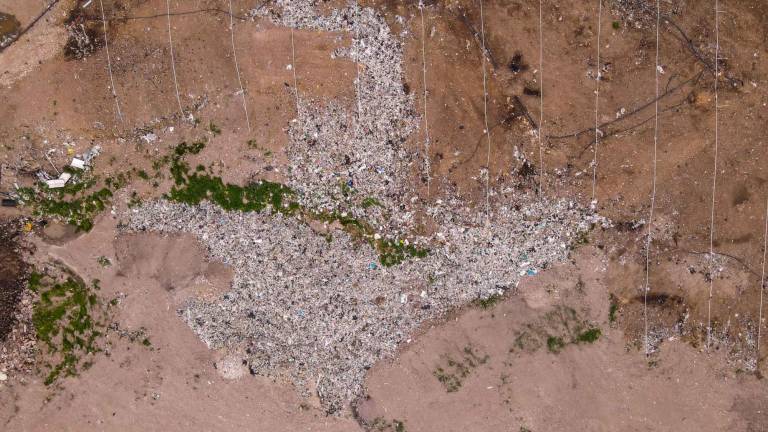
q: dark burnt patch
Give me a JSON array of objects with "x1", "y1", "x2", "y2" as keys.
[
  {"x1": 632, "y1": 293, "x2": 685, "y2": 307},
  {"x1": 523, "y1": 85, "x2": 541, "y2": 97},
  {"x1": 64, "y1": 1, "x2": 107, "y2": 59},
  {"x1": 508, "y1": 52, "x2": 528, "y2": 73},
  {"x1": 614, "y1": 220, "x2": 642, "y2": 232},
  {"x1": 518, "y1": 161, "x2": 536, "y2": 178},
  {"x1": 0, "y1": 12, "x2": 21, "y2": 48}
]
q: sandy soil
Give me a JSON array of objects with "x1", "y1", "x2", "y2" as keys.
[
  {"x1": 1, "y1": 0, "x2": 768, "y2": 430},
  {"x1": 1, "y1": 217, "x2": 360, "y2": 431},
  {"x1": 357, "y1": 249, "x2": 768, "y2": 431}
]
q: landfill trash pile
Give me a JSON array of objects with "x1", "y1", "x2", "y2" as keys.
[
  {"x1": 0, "y1": 220, "x2": 35, "y2": 382},
  {"x1": 126, "y1": 1, "x2": 598, "y2": 413},
  {"x1": 253, "y1": 1, "x2": 419, "y2": 236},
  {"x1": 127, "y1": 195, "x2": 593, "y2": 412},
  {"x1": 0, "y1": 290, "x2": 35, "y2": 382}
]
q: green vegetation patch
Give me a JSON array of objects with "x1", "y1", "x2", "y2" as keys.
[
  {"x1": 575, "y1": 327, "x2": 601, "y2": 343},
  {"x1": 474, "y1": 292, "x2": 503, "y2": 310},
  {"x1": 370, "y1": 418, "x2": 407, "y2": 432},
  {"x1": 28, "y1": 267, "x2": 108, "y2": 385},
  {"x1": 18, "y1": 184, "x2": 112, "y2": 232},
  {"x1": 433, "y1": 346, "x2": 489, "y2": 392},
  {"x1": 166, "y1": 140, "x2": 428, "y2": 267},
  {"x1": 608, "y1": 294, "x2": 619, "y2": 323},
  {"x1": 360, "y1": 197, "x2": 383, "y2": 209},
  {"x1": 377, "y1": 238, "x2": 429, "y2": 267},
  {"x1": 546, "y1": 335, "x2": 565, "y2": 353},
  {"x1": 17, "y1": 167, "x2": 129, "y2": 232},
  {"x1": 510, "y1": 305, "x2": 603, "y2": 356},
  {"x1": 137, "y1": 169, "x2": 150, "y2": 180}
]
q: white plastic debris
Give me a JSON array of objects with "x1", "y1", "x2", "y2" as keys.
[
  {"x1": 82, "y1": 145, "x2": 101, "y2": 165},
  {"x1": 141, "y1": 133, "x2": 158, "y2": 144},
  {"x1": 70, "y1": 158, "x2": 86, "y2": 170},
  {"x1": 45, "y1": 179, "x2": 67, "y2": 189}
]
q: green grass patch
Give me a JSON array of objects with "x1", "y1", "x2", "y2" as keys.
[
  {"x1": 433, "y1": 346, "x2": 488, "y2": 392},
  {"x1": 29, "y1": 267, "x2": 108, "y2": 385},
  {"x1": 546, "y1": 335, "x2": 565, "y2": 353},
  {"x1": 361, "y1": 196, "x2": 384, "y2": 209},
  {"x1": 575, "y1": 327, "x2": 601, "y2": 343},
  {"x1": 609, "y1": 298, "x2": 618, "y2": 323},
  {"x1": 18, "y1": 186, "x2": 112, "y2": 232},
  {"x1": 474, "y1": 293, "x2": 503, "y2": 309},
  {"x1": 166, "y1": 140, "x2": 428, "y2": 267},
  {"x1": 17, "y1": 167, "x2": 129, "y2": 232},
  {"x1": 377, "y1": 238, "x2": 429, "y2": 267},
  {"x1": 370, "y1": 418, "x2": 407, "y2": 432}
]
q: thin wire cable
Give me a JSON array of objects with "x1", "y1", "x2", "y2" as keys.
[
  {"x1": 98, "y1": 0, "x2": 123, "y2": 123},
  {"x1": 419, "y1": 2, "x2": 432, "y2": 198},
  {"x1": 757, "y1": 198, "x2": 768, "y2": 367},
  {"x1": 227, "y1": 0, "x2": 251, "y2": 132},
  {"x1": 537, "y1": 0, "x2": 544, "y2": 197},
  {"x1": 479, "y1": 0, "x2": 492, "y2": 218},
  {"x1": 166, "y1": 0, "x2": 184, "y2": 118},
  {"x1": 643, "y1": 0, "x2": 661, "y2": 358},
  {"x1": 290, "y1": 27, "x2": 300, "y2": 117},
  {"x1": 591, "y1": 0, "x2": 603, "y2": 204},
  {"x1": 706, "y1": 0, "x2": 720, "y2": 349}
]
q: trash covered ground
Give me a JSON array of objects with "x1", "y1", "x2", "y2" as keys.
[
  {"x1": 127, "y1": 196, "x2": 594, "y2": 412},
  {"x1": 2, "y1": 0, "x2": 768, "y2": 429},
  {"x1": 256, "y1": 1, "x2": 420, "y2": 236},
  {"x1": 0, "y1": 219, "x2": 35, "y2": 381},
  {"x1": 121, "y1": 1, "x2": 601, "y2": 412}
]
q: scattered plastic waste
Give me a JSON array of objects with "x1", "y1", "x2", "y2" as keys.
[{"x1": 70, "y1": 158, "x2": 85, "y2": 170}]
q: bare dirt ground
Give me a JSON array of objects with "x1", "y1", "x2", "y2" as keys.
[{"x1": 1, "y1": 0, "x2": 767, "y2": 430}]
